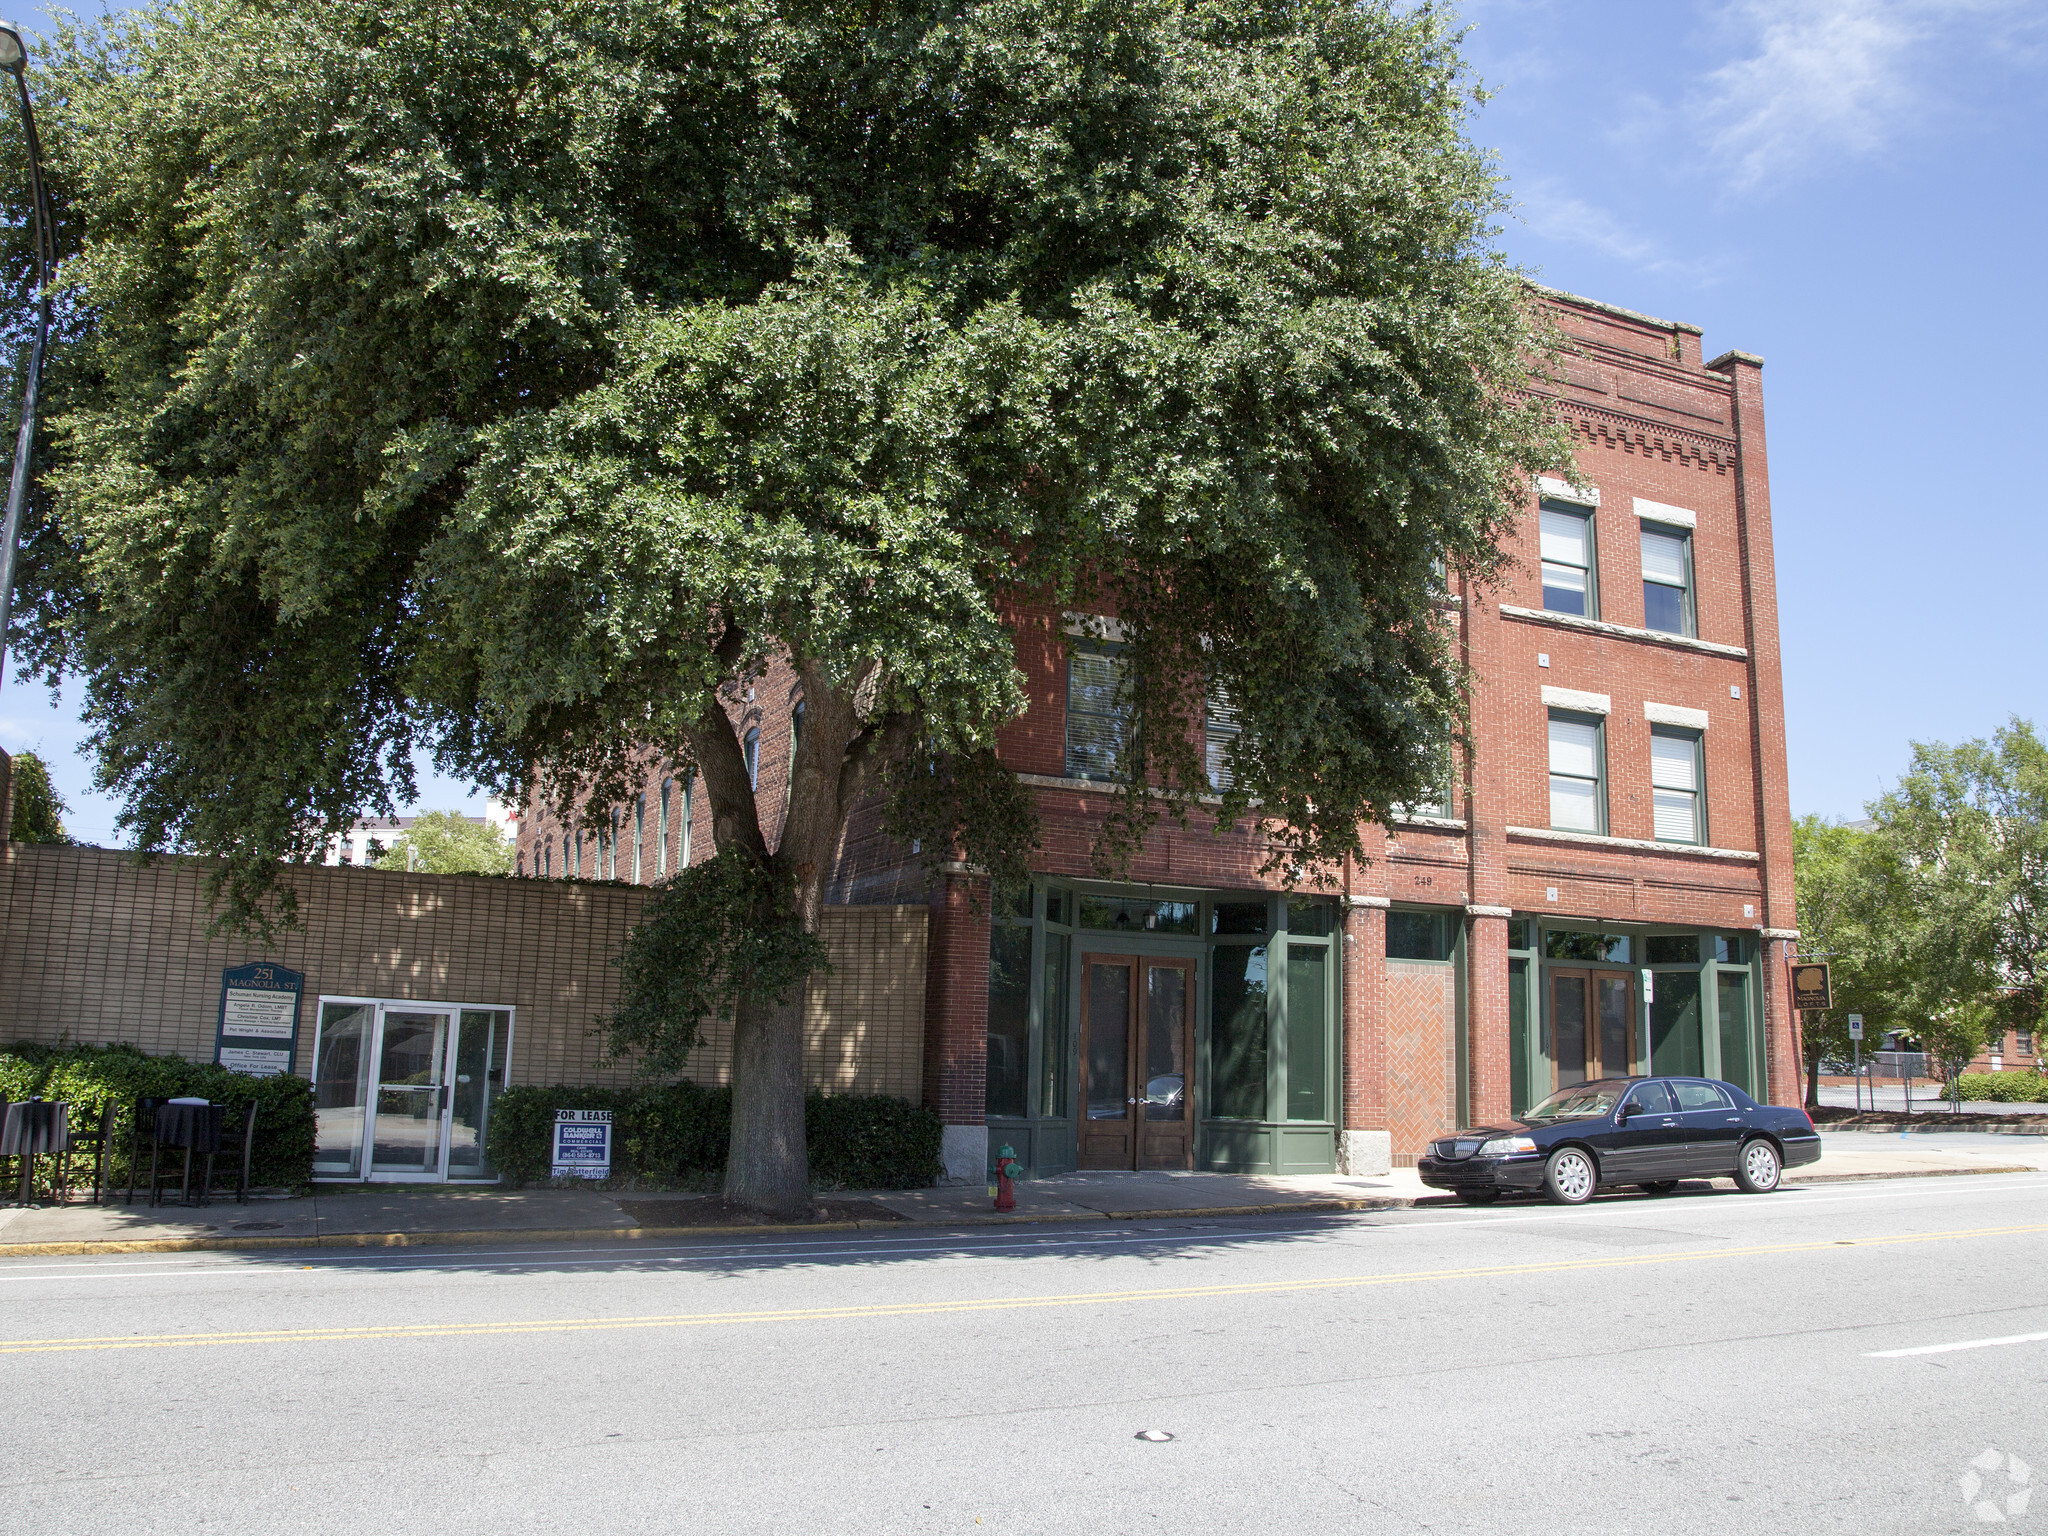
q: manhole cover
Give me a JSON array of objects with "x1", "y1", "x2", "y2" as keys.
[
  {"x1": 231, "y1": 1221, "x2": 283, "y2": 1232},
  {"x1": 1135, "y1": 1430, "x2": 1175, "y2": 1443}
]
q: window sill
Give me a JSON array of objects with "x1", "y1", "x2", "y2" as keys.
[
  {"x1": 1500, "y1": 605, "x2": 1749, "y2": 659},
  {"x1": 1505, "y1": 825, "x2": 1760, "y2": 861},
  {"x1": 1021, "y1": 772, "x2": 1244, "y2": 808},
  {"x1": 1390, "y1": 814, "x2": 1467, "y2": 831}
]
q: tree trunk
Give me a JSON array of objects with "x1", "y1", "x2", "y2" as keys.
[
  {"x1": 724, "y1": 986, "x2": 811, "y2": 1218},
  {"x1": 1805, "y1": 1050, "x2": 1820, "y2": 1111}
]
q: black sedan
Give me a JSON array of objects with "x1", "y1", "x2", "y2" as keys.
[{"x1": 1416, "y1": 1076, "x2": 1823, "y2": 1206}]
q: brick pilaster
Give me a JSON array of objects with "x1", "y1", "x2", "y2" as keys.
[
  {"x1": 921, "y1": 868, "x2": 991, "y2": 1126},
  {"x1": 1465, "y1": 911, "x2": 1510, "y2": 1126}
]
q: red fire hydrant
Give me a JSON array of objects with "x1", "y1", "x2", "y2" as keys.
[{"x1": 992, "y1": 1144, "x2": 1022, "y2": 1212}]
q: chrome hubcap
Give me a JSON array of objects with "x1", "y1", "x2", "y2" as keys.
[
  {"x1": 1745, "y1": 1144, "x2": 1778, "y2": 1187},
  {"x1": 1555, "y1": 1153, "x2": 1593, "y2": 1199}
]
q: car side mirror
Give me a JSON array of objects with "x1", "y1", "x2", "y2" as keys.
[{"x1": 1616, "y1": 1101, "x2": 1637, "y2": 1120}]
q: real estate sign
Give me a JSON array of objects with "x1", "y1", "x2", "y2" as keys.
[
  {"x1": 552, "y1": 1108, "x2": 613, "y2": 1179},
  {"x1": 215, "y1": 962, "x2": 304, "y2": 1076},
  {"x1": 1790, "y1": 961, "x2": 1833, "y2": 1012}
]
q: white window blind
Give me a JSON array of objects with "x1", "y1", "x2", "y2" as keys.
[
  {"x1": 1541, "y1": 509, "x2": 1589, "y2": 567},
  {"x1": 1651, "y1": 730, "x2": 1701, "y2": 843},
  {"x1": 1066, "y1": 647, "x2": 1129, "y2": 780},
  {"x1": 1642, "y1": 528, "x2": 1688, "y2": 587},
  {"x1": 1205, "y1": 684, "x2": 1240, "y2": 791},
  {"x1": 1548, "y1": 714, "x2": 1602, "y2": 832}
]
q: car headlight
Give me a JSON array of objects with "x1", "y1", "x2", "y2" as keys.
[{"x1": 1478, "y1": 1136, "x2": 1538, "y2": 1158}]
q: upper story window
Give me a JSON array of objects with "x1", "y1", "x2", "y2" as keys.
[
  {"x1": 744, "y1": 727, "x2": 760, "y2": 789},
  {"x1": 656, "y1": 778, "x2": 671, "y2": 877},
  {"x1": 1650, "y1": 727, "x2": 1704, "y2": 844},
  {"x1": 1205, "y1": 684, "x2": 1240, "y2": 791},
  {"x1": 632, "y1": 795, "x2": 645, "y2": 884},
  {"x1": 1641, "y1": 522, "x2": 1694, "y2": 635},
  {"x1": 1066, "y1": 640, "x2": 1129, "y2": 781},
  {"x1": 1539, "y1": 501, "x2": 1595, "y2": 617},
  {"x1": 1547, "y1": 711, "x2": 1604, "y2": 833}
]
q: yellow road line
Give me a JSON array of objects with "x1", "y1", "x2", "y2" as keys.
[{"x1": 7, "y1": 1221, "x2": 2046, "y2": 1356}]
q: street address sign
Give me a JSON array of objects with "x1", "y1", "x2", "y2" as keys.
[
  {"x1": 1791, "y1": 962, "x2": 1833, "y2": 1012},
  {"x1": 1847, "y1": 1013, "x2": 1864, "y2": 1040}
]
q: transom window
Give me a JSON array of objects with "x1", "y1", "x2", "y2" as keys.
[
  {"x1": 1651, "y1": 728, "x2": 1704, "y2": 844},
  {"x1": 1540, "y1": 501, "x2": 1595, "y2": 617},
  {"x1": 1641, "y1": 522, "x2": 1694, "y2": 635},
  {"x1": 1548, "y1": 711, "x2": 1604, "y2": 833}
]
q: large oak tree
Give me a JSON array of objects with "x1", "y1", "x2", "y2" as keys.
[{"x1": 13, "y1": 0, "x2": 1565, "y2": 1214}]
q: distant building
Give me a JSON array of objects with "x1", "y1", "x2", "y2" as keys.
[{"x1": 318, "y1": 801, "x2": 515, "y2": 867}]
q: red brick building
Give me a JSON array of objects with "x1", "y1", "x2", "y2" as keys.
[{"x1": 518, "y1": 287, "x2": 1801, "y2": 1184}]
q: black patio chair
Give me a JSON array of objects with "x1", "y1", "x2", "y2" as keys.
[
  {"x1": 59, "y1": 1100, "x2": 115, "y2": 1205},
  {"x1": 201, "y1": 1101, "x2": 259, "y2": 1206},
  {"x1": 123, "y1": 1096, "x2": 171, "y2": 1204}
]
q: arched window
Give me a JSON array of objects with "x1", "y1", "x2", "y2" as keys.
[
  {"x1": 681, "y1": 773, "x2": 694, "y2": 867},
  {"x1": 657, "y1": 778, "x2": 672, "y2": 877},
  {"x1": 632, "y1": 795, "x2": 645, "y2": 884},
  {"x1": 607, "y1": 808, "x2": 620, "y2": 880},
  {"x1": 574, "y1": 829, "x2": 583, "y2": 877},
  {"x1": 744, "y1": 727, "x2": 761, "y2": 789}
]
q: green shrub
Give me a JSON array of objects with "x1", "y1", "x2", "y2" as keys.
[
  {"x1": 1956, "y1": 1072, "x2": 2048, "y2": 1103},
  {"x1": 485, "y1": 1081, "x2": 940, "y2": 1190},
  {"x1": 0, "y1": 1041, "x2": 315, "y2": 1190}
]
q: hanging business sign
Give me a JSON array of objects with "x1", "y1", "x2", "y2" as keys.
[
  {"x1": 215, "y1": 962, "x2": 304, "y2": 1077},
  {"x1": 552, "y1": 1108, "x2": 614, "y2": 1179},
  {"x1": 1790, "y1": 961, "x2": 1833, "y2": 1012}
]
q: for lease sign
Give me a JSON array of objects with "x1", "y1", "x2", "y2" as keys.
[{"x1": 552, "y1": 1108, "x2": 613, "y2": 1179}]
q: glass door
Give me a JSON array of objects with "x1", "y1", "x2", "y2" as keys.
[
  {"x1": 1076, "y1": 953, "x2": 1196, "y2": 1170},
  {"x1": 369, "y1": 1008, "x2": 455, "y2": 1179},
  {"x1": 1549, "y1": 969, "x2": 1637, "y2": 1090},
  {"x1": 311, "y1": 999, "x2": 514, "y2": 1182}
]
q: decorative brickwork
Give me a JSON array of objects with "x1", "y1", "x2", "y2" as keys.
[{"x1": 1384, "y1": 960, "x2": 1459, "y2": 1164}]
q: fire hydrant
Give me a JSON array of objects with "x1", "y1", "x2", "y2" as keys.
[{"x1": 991, "y1": 1144, "x2": 1022, "y2": 1212}]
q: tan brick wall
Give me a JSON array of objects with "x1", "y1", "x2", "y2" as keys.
[{"x1": 0, "y1": 846, "x2": 925, "y2": 1100}]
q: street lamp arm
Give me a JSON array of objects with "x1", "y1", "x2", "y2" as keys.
[{"x1": 0, "y1": 47, "x2": 54, "y2": 691}]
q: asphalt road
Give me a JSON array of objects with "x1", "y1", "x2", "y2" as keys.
[{"x1": 9, "y1": 1174, "x2": 2048, "y2": 1535}]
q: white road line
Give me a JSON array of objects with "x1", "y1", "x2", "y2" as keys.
[{"x1": 1867, "y1": 1330, "x2": 2048, "y2": 1358}]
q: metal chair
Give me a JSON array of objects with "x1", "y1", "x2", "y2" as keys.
[
  {"x1": 124, "y1": 1096, "x2": 171, "y2": 1204},
  {"x1": 58, "y1": 1100, "x2": 114, "y2": 1204},
  {"x1": 200, "y1": 1101, "x2": 259, "y2": 1206}
]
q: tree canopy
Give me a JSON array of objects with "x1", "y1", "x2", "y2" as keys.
[
  {"x1": 368, "y1": 809, "x2": 513, "y2": 875},
  {"x1": 7, "y1": 750, "x2": 72, "y2": 844},
  {"x1": 11, "y1": 0, "x2": 1567, "y2": 1210}
]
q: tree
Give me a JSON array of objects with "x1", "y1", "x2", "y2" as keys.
[
  {"x1": 369, "y1": 810, "x2": 513, "y2": 875},
  {"x1": 7, "y1": 749, "x2": 72, "y2": 844},
  {"x1": 19, "y1": 0, "x2": 1567, "y2": 1216}
]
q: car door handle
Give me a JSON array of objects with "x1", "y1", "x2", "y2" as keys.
[
  {"x1": 1658, "y1": 1117, "x2": 1676, "y2": 1124},
  {"x1": 1725, "y1": 1116, "x2": 1741, "y2": 1122}
]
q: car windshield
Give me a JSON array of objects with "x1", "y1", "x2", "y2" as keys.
[{"x1": 1522, "y1": 1084, "x2": 1624, "y2": 1122}]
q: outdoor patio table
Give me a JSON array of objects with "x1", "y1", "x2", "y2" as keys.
[
  {"x1": 1, "y1": 1099, "x2": 68, "y2": 1205},
  {"x1": 151, "y1": 1101, "x2": 224, "y2": 1206}
]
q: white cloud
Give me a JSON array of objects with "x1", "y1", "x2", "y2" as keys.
[
  {"x1": 1697, "y1": 0, "x2": 2043, "y2": 190},
  {"x1": 1515, "y1": 178, "x2": 1725, "y2": 281}
]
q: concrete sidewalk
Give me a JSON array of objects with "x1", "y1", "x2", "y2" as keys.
[{"x1": 0, "y1": 1131, "x2": 2037, "y2": 1256}]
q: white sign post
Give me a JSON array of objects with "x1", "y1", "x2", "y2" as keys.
[
  {"x1": 1848, "y1": 1015, "x2": 1865, "y2": 1113},
  {"x1": 551, "y1": 1108, "x2": 613, "y2": 1180}
]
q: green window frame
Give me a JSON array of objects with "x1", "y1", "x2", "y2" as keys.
[
  {"x1": 1548, "y1": 710, "x2": 1606, "y2": 835},
  {"x1": 1640, "y1": 520, "x2": 1695, "y2": 636},
  {"x1": 1540, "y1": 499, "x2": 1597, "y2": 618},
  {"x1": 1650, "y1": 727, "x2": 1705, "y2": 845}
]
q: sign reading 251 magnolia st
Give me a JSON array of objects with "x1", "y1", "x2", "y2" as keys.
[{"x1": 215, "y1": 962, "x2": 304, "y2": 1077}]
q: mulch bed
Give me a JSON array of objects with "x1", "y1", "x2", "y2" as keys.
[{"x1": 614, "y1": 1196, "x2": 908, "y2": 1228}]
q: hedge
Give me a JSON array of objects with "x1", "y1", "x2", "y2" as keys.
[
  {"x1": 0, "y1": 1042, "x2": 316, "y2": 1191},
  {"x1": 1955, "y1": 1072, "x2": 2048, "y2": 1103},
  {"x1": 486, "y1": 1081, "x2": 941, "y2": 1191}
]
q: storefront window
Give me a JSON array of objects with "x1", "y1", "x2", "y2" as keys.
[
  {"x1": 1388, "y1": 910, "x2": 1451, "y2": 961},
  {"x1": 1286, "y1": 945, "x2": 1328, "y2": 1120},
  {"x1": 1213, "y1": 901, "x2": 1269, "y2": 935},
  {"x1": 986, "y1": 924, "x2": 1033, "y2": 1118},
  {"x1": 1645, "y1": 934, "x2": 1700, "y2": 965},
  {"x1": 1546, "y1": 930, "x2": 1631, "y2": 964},
  {"x1": 1651, "y1": 970, "x2": 1704, "y2": 1076},
  {"x1": 1077, "y1": 894, "x2": 1200, "y2": 934},
  {"x1": 1041, "y1": 931, "x2": 1071, "y2": 1119},
  {"x1": 1717, "y1": 970, "x2": 1752, "y2": 1095},
  {"x1": 1210, "y1": 944, "x2": 1269, "y2": 1119},
  {"x1": 1509, "y1": 957, "x2": 1531, "y2": 1113},
  {"x1": 1285, "y1": 899, "x2": 1334, "y2": 936}
]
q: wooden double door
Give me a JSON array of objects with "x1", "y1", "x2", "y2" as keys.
[
  {"x1": 1548, "y1": 968, "x2": 1638, "y2": 1090},
  {"x1": 1078, "y1": 952, "x2": 1197, "y2": 1169}
]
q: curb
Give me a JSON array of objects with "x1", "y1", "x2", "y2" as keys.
[
  {"x1": 1821, "y1": 1121, "x2": 2048, "y2": 1136},
  {"x1": 0, "y1": 1166, "x2": 2036, "y2": 1258}
]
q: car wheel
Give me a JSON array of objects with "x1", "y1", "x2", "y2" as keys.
[
  {"x1": 1735, "y1": 1138, "x2": 1782, "y2": 1194},
  {"x1": 1457, "y1": 1189, "x2": 1501, "y2": 1206},
  {"x1": 1638, "y1": 1180, "x2": 1680, "y2": 1196},
  {"x1": 1543, "y1": 1147, "x2": 1597, "y2": 1205}
]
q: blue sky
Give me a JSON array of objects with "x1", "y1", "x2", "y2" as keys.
[{"x1": 4, "y1": 0, "x2": 2045, "y2": 844}]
